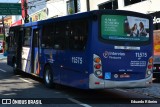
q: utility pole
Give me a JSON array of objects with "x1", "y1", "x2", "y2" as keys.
[
  {"x1": 21, "y1": 0, "x2": 29, "y2": 23},
  {"x1": 86, "y1": 0, "x2": 90, "y2": 11},
  {"x1": 24, "y1": 0, "x2": 29, "y2": 23}
]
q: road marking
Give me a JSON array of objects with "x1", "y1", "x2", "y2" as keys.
[
  {"x1": 19, "y1": 78, "x2": 32, "y2": 83},
  {"x1": 115, "y1": 89, "x2": 127, "y2": 93},
  {"x1": 0, "y1": 68, "x2": 7, "y2": 72},
  {"x1": 68, "y1": 98, "x2": 92, "y2": 107}
]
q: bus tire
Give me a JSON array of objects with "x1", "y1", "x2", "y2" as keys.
[
  {"x1": 13, "y1": 61, "x2": 19, "y2": 75},
  {"x1": 44, "y1": 65, "x2": 53, "y2": 88}
]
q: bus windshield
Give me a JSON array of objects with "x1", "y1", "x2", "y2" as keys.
[{"x1": 101, "y1": 15, "x2": 149, "y2": 42}]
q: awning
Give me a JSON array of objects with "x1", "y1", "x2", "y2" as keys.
[{"x1": 11, "y1": 19, "x2": 22, "y2": 27}]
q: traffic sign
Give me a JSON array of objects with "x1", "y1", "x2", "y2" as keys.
[{"x1": 0, "y1": 3, "x2": 21, "y2": 15}]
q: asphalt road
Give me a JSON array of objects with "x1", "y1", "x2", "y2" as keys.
[{"x1": 0, "y1": 59, "x2": 160, "y2": 107}]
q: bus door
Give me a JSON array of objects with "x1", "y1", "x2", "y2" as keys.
[
  {"x1": 16, "y1": 28, "x2": 23, "y2": 70},
  {"x1": 22, "y1": 28, "x2": 31, "y2": 72},
  {"x1": 31, "y1": 28, "x2": 41, "y2": 75}
]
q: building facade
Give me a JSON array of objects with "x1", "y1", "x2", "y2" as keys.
[
  {"x1": 0, "y1": 16, "x2": 12, "y2": 27},
  {"x1": 27, "y1": 0, "x2": 88, "y2": 22},
  {"x1": 0, "y1": 16, "x2": 12, "y2": 35},
  {"x1": 11, "y1": 0, "x2": 160, "y2": 29}
]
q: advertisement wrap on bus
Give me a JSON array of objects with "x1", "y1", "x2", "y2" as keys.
[{"x1": 101, "y1": 15, "x2": 149, "y2": 41}]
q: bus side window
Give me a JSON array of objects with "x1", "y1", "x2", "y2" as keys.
[
  {"x1": 69, "y1": 19, "x2": 88, "y2": 51},
  {"x1": 53, "y1": 22, "x2": 67, "y2": 50},
  {"x1": 23, "y1": 28, "x2": 31, "y2": 47},
  {"x1": 42, "y1": 24, "x2": 54, "y2": 48},
  {"x1": 8, "y1": 30, "x2": 14, "y2": 48}
]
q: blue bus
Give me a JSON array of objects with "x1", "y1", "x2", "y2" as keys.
[{"x1": 7, "y1": 10, "x2": 153, "y2": 89}]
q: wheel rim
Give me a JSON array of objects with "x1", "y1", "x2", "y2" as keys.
[{"x1": 45, "y1": 69, "x2": 51, "y2": 84}]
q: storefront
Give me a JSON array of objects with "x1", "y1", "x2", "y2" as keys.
[
  {"x1": 149, "y1": 11, "x2": 160, "y2": 74},
  {"x1": 149, "y1": 11, "x2": 160, "y2": 30},
  {"x1": 11, "y1": 19, "x2": 22, "y2": 27}
]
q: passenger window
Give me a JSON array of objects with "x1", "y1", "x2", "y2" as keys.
[
  {"x1": 53, "y1": 22, "x2": 67, "y2": 50},
  {"x1": 23, "y1": 28, "x2": 31, "y2": 46},
  {"x1": 8, "y1": 30, "x2": 14, "y2": 47},
  {"x1": 42, "y1": 24, "x2": 54, "y2": 48},
  {"x1": 69, "y1": 19, "x2": 88, "y2": 51},
  {"x1": 8, "y1": 29, "x2": 21, "y2": 47}
]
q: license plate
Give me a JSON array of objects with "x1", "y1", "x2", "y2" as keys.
[{"x1": 120, "y1": 74, "x2": 130, "y2": 78}]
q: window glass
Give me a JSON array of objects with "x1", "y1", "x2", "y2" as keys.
[
  {"x1": 8, "y1": 30, "x2": 14, "y2": 47},
  {"x1": 42, "y1": 24, "x2": 54, "y2": 48},
  {"x1": 67, "y1": 0, "x2": 80, "y2": 14},
  {"x1": 99, "y1": 0, "x2": 118, "y2": 10},
  {"x1": 53, "y1": 22, "x2": 67, "y2": 50},
  {"x1": 124, "y1": 0, "x2": 146, "y2": 6},
  {"x1": 69, "y1": 19, "x2": 88, "y2": 51},
  {"x1": 23, "y1": 28, "x2": 31, "y2": 46},
  {"x1": 9, "y1": 30, "x2": 19, "y2": 47},
  {"x1": 41, "y1": 20, "x2": 88, "y2": 51},
  {"x1": 33, "y1": 30, "x2": 39, "y2": 47}
]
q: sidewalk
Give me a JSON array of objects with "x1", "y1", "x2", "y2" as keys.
[{"x1": 0, "y1": 53, "x2": 7, "y2": 60}]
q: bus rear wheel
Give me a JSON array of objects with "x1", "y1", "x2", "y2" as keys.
[{"x1": 44, "y1": 66, "x2": 53, "y2": 88}]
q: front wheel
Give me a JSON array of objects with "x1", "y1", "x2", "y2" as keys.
[{"x1": 44, "y1": 66, "x2": 53, "y2": 88}]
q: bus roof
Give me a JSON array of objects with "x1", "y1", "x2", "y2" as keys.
[{"x1": 11, "y1": 10, "x2": 152, "y2": 28}]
